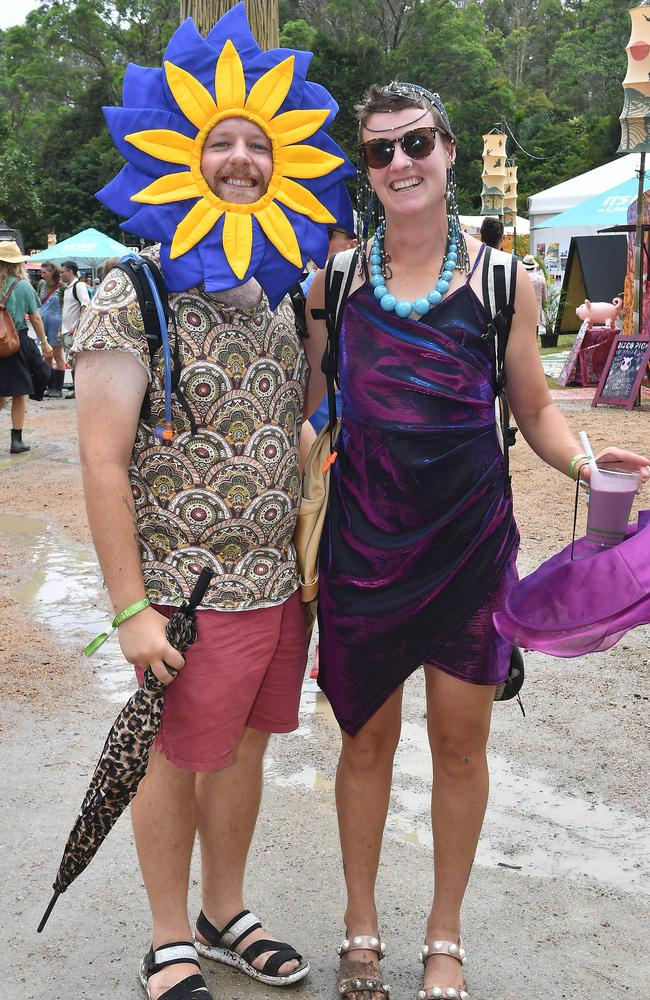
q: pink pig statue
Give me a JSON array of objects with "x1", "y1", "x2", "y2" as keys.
[{"x1": 575, "y1": 298, "x2": 623, "y2": 328}]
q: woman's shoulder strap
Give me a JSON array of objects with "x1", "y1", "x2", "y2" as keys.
[
  {"x1": 324, "y1": 247, "x2": 359, "y2": 340},
  {"x1": 481, "y1": 247, "x2": 518, "y2": 330}
]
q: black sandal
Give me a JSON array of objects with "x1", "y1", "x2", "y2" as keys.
[
  {"x1": 194, "y1": 909, "x2": 310, "y2": 985},
  {"x1": 139, "y1": 940, "x2": 212, "y2": 1000}
]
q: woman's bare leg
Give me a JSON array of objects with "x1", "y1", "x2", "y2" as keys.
[
  {"x1": 11, "y1": 394, "x2": 26, "y2": 429},
  {"x1": 335, "y1": 686, "x2": 403, "y2": 999},
  {"x1": 52, "y1": 345, "x2": 66, "y2": 370},
  {"x1": 422, "y1": 667, "x2": 495, "y2": 992}
]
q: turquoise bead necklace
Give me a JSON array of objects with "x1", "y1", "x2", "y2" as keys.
[{"x1": 369, "y1": 220, "x2": 462, "y2": 318}]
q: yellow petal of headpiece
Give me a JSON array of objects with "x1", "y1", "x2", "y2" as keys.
[
  {"x1": 164, "y1": 61, "x2": 218, "y2": 129},
  {"x1": 275, "y1": 178, "x2": 335, "y2": 223},
  {"x1": 281, "y1": 144, "x2": 344, "y2": 179},
  {"x1": 222, "y1": 212, "x2": 253, "y2": 279},
  {"x1": 125, "y1": 129, "x2": 194, "y2": 166},
  {"x1": 171, "y1": 198, "x2": 224, "y2": 258},
  {"x1": 271, "y1": 108, "x2": 330, "y2": 147},
  {"x1": 131, "y1": 171, "x2": 200, "y2": 204},
  {"x1": 214, "y1": 39, "x2": 246, "y2": 111},
  {"x1": 245, "y1": 56, "x2": 294, "y2": 121},
  {"x1": 256, "y1": 202, "x2": 302, "y2": 267}
]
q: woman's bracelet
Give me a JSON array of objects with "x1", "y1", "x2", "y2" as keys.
[
  {"x1": 568, "y1": 453, "x2": 589, "y2": 480},
  {"x1": 84, "y1": 597, "x2": 150, "y2": 657}
]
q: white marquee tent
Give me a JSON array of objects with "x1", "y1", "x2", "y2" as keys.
[
  {"x1": 460, "y1": 215, "x2": 530, "y2": 236},
  {"x1": 528, "y1": 153, "x2": 641, "y2": 271}
]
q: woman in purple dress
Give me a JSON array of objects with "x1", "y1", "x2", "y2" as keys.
[{"x1": 304, "y1": 83, "x2": 649, "y2": 1000}]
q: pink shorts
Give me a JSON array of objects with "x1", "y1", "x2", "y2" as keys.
[{"x1": 134, "y1": 591, "x2": 307, "y2": 772}]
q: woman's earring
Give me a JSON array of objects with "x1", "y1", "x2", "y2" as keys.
[
  {"x1": 355, "y1": 165, "x2": 384, "y2": 271},
  {"x1": 446, "y1": 164, "x2": 470, "y2": 273}
]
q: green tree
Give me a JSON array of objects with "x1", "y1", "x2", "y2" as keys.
[
  {"x1": 279, "y1": 18, "x2": 317, "y2": 50},
  {"x1": 0, "y1": 119, "x2": 43, "y2": 246},
  {"x1": 310, "y1": 28, "x2": 387, "y2": 157}
]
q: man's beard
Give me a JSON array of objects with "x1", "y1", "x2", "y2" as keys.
[{"x1": 210, "y1": 168, "x2": 267, "y2": 202}]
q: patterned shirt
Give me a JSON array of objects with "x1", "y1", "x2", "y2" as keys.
[{"x1": 72, "y1": 248, "x2": 307, "y2": 611}]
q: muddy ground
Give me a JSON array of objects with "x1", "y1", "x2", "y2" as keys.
[{"x1": 1, "y1": 394, "x2": 649, "y2": 1000}]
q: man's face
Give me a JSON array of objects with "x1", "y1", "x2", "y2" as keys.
[
  {"x1": 200, "y1": 117, "x2": 273, "y2": 204},
  {"x1": 328, "y1": 228, "x2": 357, "y2": 258},
  {"x1": 60, "y1": 265, "x2": 74, "y2": 284}
]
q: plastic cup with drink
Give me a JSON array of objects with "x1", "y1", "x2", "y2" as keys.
[{"x1": 579, "y1": 431, "x2": 639, "y2": 547}]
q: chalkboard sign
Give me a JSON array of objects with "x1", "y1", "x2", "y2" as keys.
[{"x1": 592, "y1": 335, "x2": 650, "y2": 409}]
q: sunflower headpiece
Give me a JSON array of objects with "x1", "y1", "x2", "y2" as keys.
[{"x1": 98, "y1": 3, "x2": 355, "y2": 307}]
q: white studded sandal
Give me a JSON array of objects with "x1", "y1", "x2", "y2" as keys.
[
  {"x1": 417, "y1": 939, "x2": 468, "y2": 1000},
  {"x1": 337, "y1": 934, "x2": 390, "y2": 999}
]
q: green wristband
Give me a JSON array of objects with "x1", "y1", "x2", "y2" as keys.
[
  {"x1": 112, "y1": 597, "x2": 150, "y2": 628},
  {"x1": 84, "y1": 597, "x2": 150, "y2": 657},
  {"x1": 568, "y1": 453, "x2": 589, "y2": 480}
]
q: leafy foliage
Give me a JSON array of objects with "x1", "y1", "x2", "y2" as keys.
[{"x1": 0, "y1": 0, "x2": 636, "y2": 249}]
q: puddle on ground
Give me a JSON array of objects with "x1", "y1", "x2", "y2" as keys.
[
  {"x1": 273, "y1": 690, "x2": 650, "y2": 896},
  {"x1": 4, "y1": 511, "x2": 649, "y2": 895},
  {"x1": 2, "y1": 512, "x2": 135, "y2": 702}
]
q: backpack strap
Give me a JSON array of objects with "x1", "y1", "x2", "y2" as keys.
[
  {"x1": 481, "y1": 247, "x2": 518, "y2": 496},
  {"x1": 311, "y1": 247, "x2": 359, "y2": 455},
  {"x1": 114, "y1": 255, "x2": 196, "y2": 435},
  {"x1": 287, "y1": 280, "x2": 308, "y2": 340},
  {"x1": 115, "y1": 257, "x2": 170, "y2": 362},
  {"x1": 0, "y1": 278, "x2": 20, "y2": 309}
]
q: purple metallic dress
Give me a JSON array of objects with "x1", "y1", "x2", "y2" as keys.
[{"x1": 317, "y1": 251, "x2": 519, "y2": 736}]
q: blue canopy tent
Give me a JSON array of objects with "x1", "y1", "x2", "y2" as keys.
[
  {"x1": 537, "y1": 175, "x2": 650, "y2": 231},
  {"x1": 27, "y1": 228, "x2": 129, "y2": 277}
]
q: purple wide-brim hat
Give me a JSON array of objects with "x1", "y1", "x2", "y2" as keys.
[{"x1": 493, "y1": 510, "x2": 650, "y2": 657}]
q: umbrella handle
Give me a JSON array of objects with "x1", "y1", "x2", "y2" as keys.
[
  {"x1": 37, "y1": 890, "x2": 60, "y2": 933},
  {"x1": 186, "y1": 568, "x2": 214, "y2": 611}
]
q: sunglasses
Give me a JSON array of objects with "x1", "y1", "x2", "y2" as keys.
[{"x1": 358, "y1": 127, "x2": 441, "y2": 169}]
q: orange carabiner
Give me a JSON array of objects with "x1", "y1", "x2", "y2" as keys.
[{"x1": 320, "y1": 450, "x2": 338, "y2": 474}]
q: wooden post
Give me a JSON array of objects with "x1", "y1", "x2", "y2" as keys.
[{"x1": 179, "y1": 0, "x2": 279, "y2": 48}]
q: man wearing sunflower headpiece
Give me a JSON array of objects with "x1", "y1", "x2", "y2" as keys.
[{"x1": 70, "y1": 6, "x2": 354, "y2": 999}]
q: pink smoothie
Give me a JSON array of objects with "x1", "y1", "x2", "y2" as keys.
[{"x1": 586, "y1": 468, "x2": 640, "y2": 546}]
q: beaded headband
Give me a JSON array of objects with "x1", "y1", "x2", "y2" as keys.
[
  {"x1": 96, "y1": 2, "x2": 355, "y2": 307},
  {"x1": 379, "y1": 81, "x2": 455, "y2": 138}
]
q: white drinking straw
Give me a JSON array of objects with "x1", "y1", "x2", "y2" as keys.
[{"x1": 579, "y1": 430, "x2": 598, "y2": 476}]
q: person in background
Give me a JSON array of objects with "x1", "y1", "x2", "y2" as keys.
[
  {"x1": 99, "y1": 256, "x2": 121, "y2": 280},
  {"x1": 59, "y1": 260, "x2": 90, "y2": 399},
  {"x1": 39, "y1": 262, "x2": 65, "y2": 398},
  {"x1": 521, "y1": 254, "x2": 548, "y2": 335},
  {"x1": 0, "y1": 241, "x2": 53, "y2": 452},
  {"x1": 479, "y1": 216, "x2": 504, "y2": 250}
]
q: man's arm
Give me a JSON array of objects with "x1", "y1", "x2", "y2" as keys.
[{"x1": 75, "y1": 350, "x2": 184, "y2": 683}]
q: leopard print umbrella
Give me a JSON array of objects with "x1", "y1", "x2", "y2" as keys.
[{"x1": 37, "y1": 568, "x2": 213, "y2": 932}]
